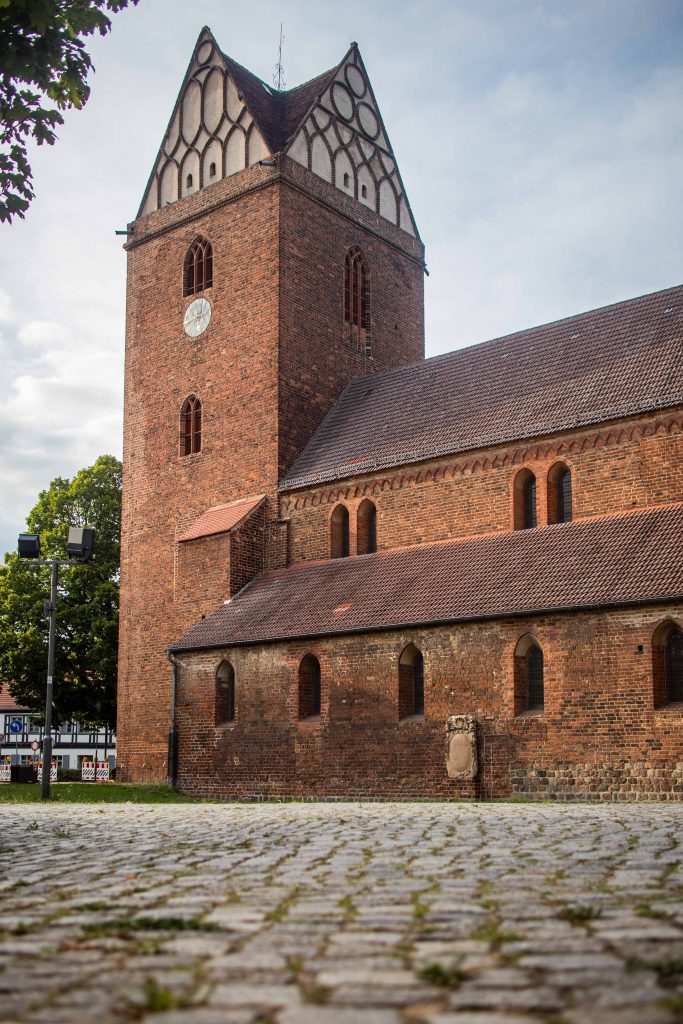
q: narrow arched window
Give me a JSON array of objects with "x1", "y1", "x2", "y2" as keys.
[
  {"x1": 180, "y1": 395, "x2": 202, "y2": 456},
  {"x1": 548, "y1": 463, "x2": 572, "y2": 524},
  {"x1": 514, "y1": 636, "x2": 544, "y2": 714},
  {"x1": 186, "y1": 173, "x2": 193, "y2": 189},
  {"x1": 216, "y1": 661, "x2": 235, "y2": 725},
  {"x1": 513, "y1": 469, "x2": 537, "y2": 530},
  {"x1": 399, "y1": 644, "x2": 424, "y2": 719},
  {"x1": 298, "y1": 655, "x2": 321, "y2": 719},
  {"x1": 209, "y1": 162, "x2": 217, "y2": 177},
  {"x1": 653, "y1": 622, "x2": 683, "y2": 706},
  {"x1": 330, "y1": 504, "x2": 349, "y2": 559},
  {"x1": 357, "y1": 499, "x2": 377, "y2": 555},
  {"x1": 183, "y1": 237, "x2": 213, "y2": 297},
  {"x1": 344, "y1": 246, "x2": 371, "y2": 354}
]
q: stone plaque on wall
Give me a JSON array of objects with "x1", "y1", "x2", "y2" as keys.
[{"x1": 446, "y1": 715, "x2": 478, "y2": 780}]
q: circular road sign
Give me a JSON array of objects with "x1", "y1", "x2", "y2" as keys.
[
  {"x1": 31, "y1": 740, "x2": 39, "y2": 752},
  {"x1": 9, "y1": 719, "x2": 23, "y2": 734}
]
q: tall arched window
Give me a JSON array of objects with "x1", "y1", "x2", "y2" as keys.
[
  {"x1": 298, "y1": 655, "x2": 321, "y2": 719},
  {"x1": 180, "y1": 395, "x2": 202, "y2": 456},
  {"x1": 514, "y1": 635, "x2": 544, "y2": 714},
  {"x1": 398, "y1": 644, "x2": 424, "y2": 719},
  {"x1": 344, "y1": 246, "x2": 371, "y2": 354},
  {"x1": 330, "y1": 504, "x2": 349, "y2": 558},
  {"x1": 357, "y1": 499, "x2": 377, "y2": 555},
  {"x1": 548, "y1": 463, "x2": 573, "y2": 524},
  {"x1": 513, "y1": 469, "x2": 537, "y2": 530},
  {"x1": 653, "y1": 622, "x2": 683, "y2": 707},
  {"x1": 183, "y1": 237, "x2": 213, "y2": 296},
  {"x1": 216, "y1": 661, "x2": 235, "y2": 725}
]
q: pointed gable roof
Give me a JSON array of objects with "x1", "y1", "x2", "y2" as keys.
[{"x1": 137, "y1": 30, "x2": 418, "y2": 236}]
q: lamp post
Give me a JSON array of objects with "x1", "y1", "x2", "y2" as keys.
[{"x1": 17, "y1": 527, "x2": 95, "y2": 800}]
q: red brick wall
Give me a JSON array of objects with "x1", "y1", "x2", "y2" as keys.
[
  {"x1": 278, "y1": 165, "x2": 425, "y2": 477},
  {"x1": 174, "y1": 603, "x2": 683, "y2": 800},
  {"x1": 283, "y1": 411, "x2": 683, "y2": 563},
  {"x1": 119, "y1": 161, "x2": 425, "y2": 783}
]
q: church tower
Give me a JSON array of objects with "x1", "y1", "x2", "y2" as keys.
[{"x1": 117, "y1": 28, "x2": 425, "y2": 781}]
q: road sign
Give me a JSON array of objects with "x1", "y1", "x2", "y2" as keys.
[
  {"x1": 9, "y1": 719, "x2": 23, "y2": 734},
  {"x1": 31, "y1": 741, "x2": 39, "y2": 752}
]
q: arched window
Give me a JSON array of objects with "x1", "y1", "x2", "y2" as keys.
[
  {"x1": 653, "y1": 622, "x2": 683, "y2": 707},
  {"x1": 357, "y1": 499, "x2": 377, "y2": 555},
  {"x1": 344, "y1": 246, "x2": 371, "y2": 354},
  {"x1": 298, "y1": 655, "x2": 321, "y2": 719},
  {"x1": 183, "y1": 237, "x2": 213, "y2": 297},
  {"x1": 399, "y1": 644, "x2": 424, "y2": 719},
  {"x1": 513, "y1": 469, "x2": 537, "y2": 530},
  {"x1": 180, "y1": 395, "x2": 202, "y2": 456},
  {"x1": 330, "y1": 504, "x2": 349, "y2": 559},
  {"x1": 216, "y1": 661, "x2": 235, "y2": 725},
  {"x1": 514, "y1": 636, "x2": 544, "y2": 714},
  {"x1": 548, "y1": 463, "x2": 572, "y2": 524}
]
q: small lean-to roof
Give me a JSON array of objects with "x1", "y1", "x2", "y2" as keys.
[
  {"x1": 178, "y1": 495, "x2": 265, "y2": 543},
  {"x1": 282, "y1": 284, "x2": 683, "y2": 491},
  {"x1": 172, "y1": 503, "x2": 683, "y2": 651},
  {"x1": 0, "y1": 683, "x2": 29, "y2": 713}
]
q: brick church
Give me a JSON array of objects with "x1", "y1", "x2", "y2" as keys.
[{"x1": 117, "y1": 27, "x2": 683, "y2": 799}]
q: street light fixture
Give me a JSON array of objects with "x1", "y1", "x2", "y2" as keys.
[{"x1": 17, "y1": 526, "x2": 96, "y2": 799}]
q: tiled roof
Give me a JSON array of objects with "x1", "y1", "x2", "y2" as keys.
[
  {"x1": 282, "y1": 284, "x2": 683, "y2": 491},
  {"x1": 178, "y1": 495, "x2": 265, "y2": 543},
  {"x1": 172, "y1": 503, "x2": 683, "y2": 651},
  {"x1": 221, "y1": 52, "x2": 339, "y2": 154},
  {"x1": 0, "y1": 684, "x2": 28, "y2": 713}
]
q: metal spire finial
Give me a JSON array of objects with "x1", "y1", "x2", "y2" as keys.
[{"x1": 273, "y1": 23, "x2": 285, "y2": 91}]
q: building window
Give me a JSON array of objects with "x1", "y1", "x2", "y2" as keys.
[
  {"x1": 183, "y1": 236, "x2": 213, "y2": 297},
  {"x1": 653, "y1": 622, "x2": 683, "y2": 707},
  {"x1": 399, "y1": 644, "x2": 424, "y2": 719},
  {"x1": 357, "y1": 499, "x2": 377, "y2": 554},
  {"x1": 548, "y1": 463, "x2": 572, "y2": 524},
  {"x1": 330, "y1": 504, "x2": 349, "y2": 558},
  {"x1": 180, "y1": 395, "x2": 202, "y2": 456},
  {"x1": 513, "y1": 469, "x2": 537, "y2": 530},
  {"x1": 186, "y1": 173, "x2": 193, "y2": 189},
  {"x1": 514, "y1": 635, "x2": 544, "y2": 714},
  {"x1": 298, "y1": 655, "x2": 321, "y2": 719},
  {"x1": 361, "y1": 184, "x2": 368, "y2": 198},
  {"x1": 209, "y1": 161, "x2": 217, "y2": 177},
  {"x1": 343, "y1": 172, "x2": 350, "y2": 187},
  {"x1": 344, "y1": 246, "x2": 371, "y2": 354},
  {"x1": 216, "y1": 661, "x2": 235, "y2": 724}
]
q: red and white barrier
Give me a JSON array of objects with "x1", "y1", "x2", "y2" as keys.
[
  {"x1": 37, "y1": 761, "x2": 57, "y2": 782},
  {"x1": 0, "y1": 762, "x2": 11, "y2": 782},
  {"x1": 96, "y1": 760, "x2": 110, "y2": 782},
  {"x1": 81, "y1": 760, "x2": 95, "y2": 781}
]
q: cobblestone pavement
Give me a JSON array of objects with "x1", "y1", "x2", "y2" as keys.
[{"x1": 1, "y1": 803, "x2": 683, "y2": 1024}]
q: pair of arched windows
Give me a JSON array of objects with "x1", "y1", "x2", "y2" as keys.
[
  {"x1": 514, "y1": 464, "x2": 573, "y2": 530},
  {"x1": 183, "y1": 237, "x2": 213, "y2": 297},
  {"x1": 180, "y1": 396, "x2": 201, "y2": 456},
  {"x1": 331, "y1": 500, "x2": 377, "y2": 559},
  {"x1": 344, "y1": 247, "x2": 371, "y2": 354}
]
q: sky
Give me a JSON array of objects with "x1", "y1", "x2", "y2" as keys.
[{"x1": 0, "y1": 0, "x2": 682, "y2": 556}]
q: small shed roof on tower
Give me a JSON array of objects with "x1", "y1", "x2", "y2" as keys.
[
  {"x1": 282, "y1": 283, "x2": 683, "y2": 491},
  {"x1": 138, "y1": 28, "x2": 418, "y2": 236}
]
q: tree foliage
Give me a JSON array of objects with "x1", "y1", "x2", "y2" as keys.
[
  {"x1": 0, "y1": 455, "x2": 121, "y2": 728},
  {"x1": 0, "y1": 0, "x2": 138, "y2": 222}
]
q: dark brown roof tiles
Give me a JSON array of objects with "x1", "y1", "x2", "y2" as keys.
[
  {"x1": 283, "y1": 284, "x2": 683, "y2": 491},
  {"x1": 173, "y1": 503, "x2": 683, "y2": 651}
]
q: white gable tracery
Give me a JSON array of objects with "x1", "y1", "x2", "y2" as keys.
[
  {"x1": 139, "y1": 35, "x2": 269, "y2": 217},
  {"x1": 286, "y1": 49, "x2": 417, "y2": 237}
]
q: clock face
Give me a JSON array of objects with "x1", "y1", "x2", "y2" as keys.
[{"x1": 183, "y1": 297, "x2": 212, "y2": 337}]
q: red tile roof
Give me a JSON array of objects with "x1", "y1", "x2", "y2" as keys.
[
  {"x1": 178, "y1": 495, "x2": 265, "y2": 543},
  {"x1": 282, "y1": 284, "x2": 683, "y2": 491},
  {"x1": 173, "y1": 503, "x2": 683, "y2": 651},
  {"x1": 0, "y1": 684, "x2": 28, "y2": 713}
]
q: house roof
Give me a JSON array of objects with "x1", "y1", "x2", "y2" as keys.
[
  {"x1": 178, "y1": 495, "x2": 265, "y2": 543},
  {"x1": 282, "y1": 284, "x2": 683, "y2": 491},
  {"x1": 0, "y1": 684, "x2": 29, "y2": 713},
  {"x1": 172, "y1": 503, "x2": 683, "y2": 652}
]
